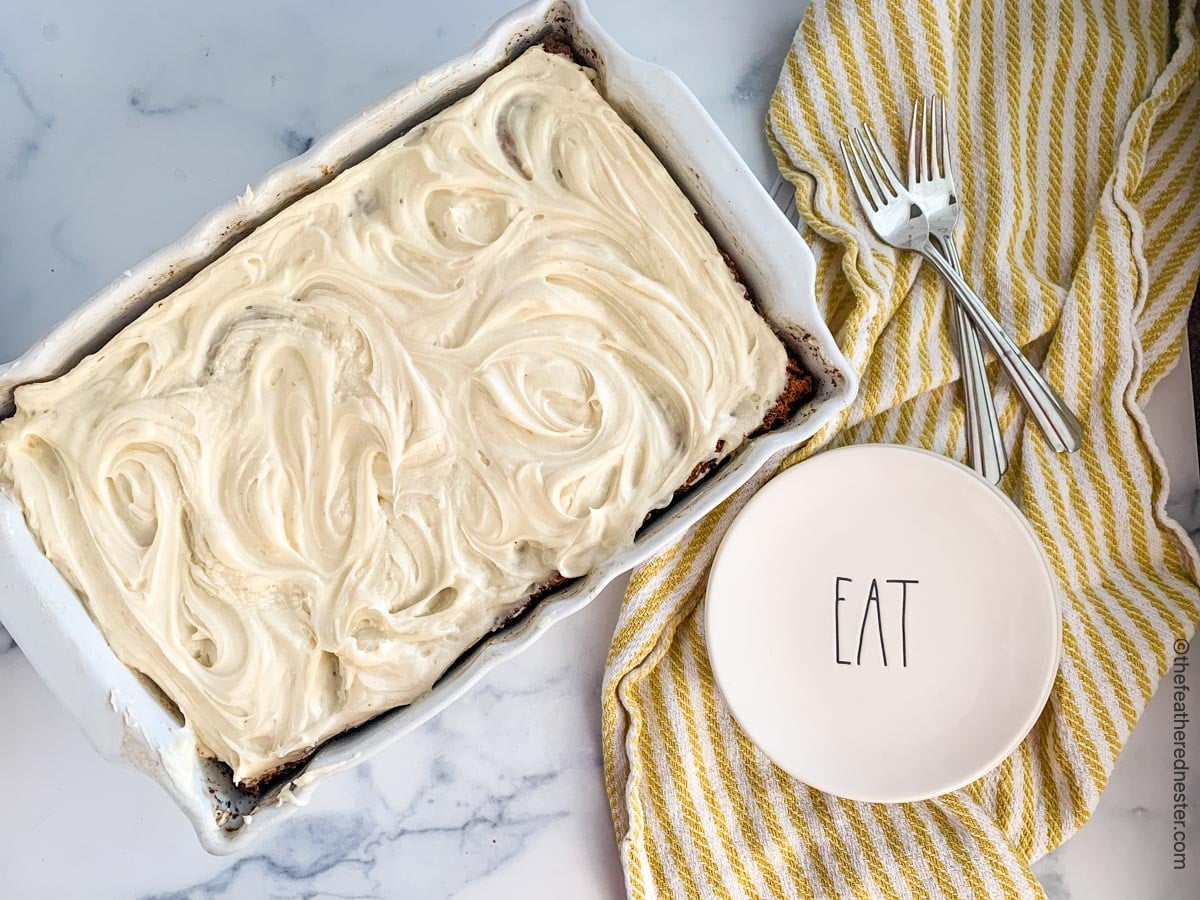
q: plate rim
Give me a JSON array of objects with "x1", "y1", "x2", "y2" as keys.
[{"x1": 704, "y1": 443, "x2": 1063, "y2": 804}]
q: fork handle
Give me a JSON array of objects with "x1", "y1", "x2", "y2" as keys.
[
  {"x1": 922, "y1": 247, "x2": 1083, "y2": 454},
  {"x1": 940, "y1": 239, "x2": 1008, "y2": 482}
]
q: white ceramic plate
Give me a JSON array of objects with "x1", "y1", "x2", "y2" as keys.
[
  {"x1": 705, "y1": 445, "x2": 1060, "y2": 803},
  {"x1": 0, "y1": 0, "x2": 855, "y2": 852}
]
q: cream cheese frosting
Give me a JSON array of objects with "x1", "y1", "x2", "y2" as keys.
[{"x1": 0, "y1": 46, "x2": 787, "y2": 783}]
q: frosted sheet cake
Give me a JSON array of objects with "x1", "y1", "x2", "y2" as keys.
[{"x1": 0, "y1": 45, "x2": 808, "y2": 785}]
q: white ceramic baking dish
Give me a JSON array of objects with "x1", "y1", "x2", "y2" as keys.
[{"x1": 0, "y1": 0, "x2": 855, "y2": 853}]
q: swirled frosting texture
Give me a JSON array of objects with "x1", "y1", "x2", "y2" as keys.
[{"x1": 0, "y1": 47, "x2": 786, "y2": 782}]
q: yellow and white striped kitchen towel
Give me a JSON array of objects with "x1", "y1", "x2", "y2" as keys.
[{"x1": 602, "y1": 0, "x2": 1200, "y2": 896}]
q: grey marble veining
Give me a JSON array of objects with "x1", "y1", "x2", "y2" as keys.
[
  {"x1": 0, "y1": 1, "x2": 1197, "y2": 898},
  {"x1": 147, "y1": 693, "x2": 587, "y2": 900},
  {"x1": 1168, "y1": 487, "x2": 1200, "y2": 540},
  {"x1": 1034, "y1": 857, "x2": 1071, "y2": 900}
]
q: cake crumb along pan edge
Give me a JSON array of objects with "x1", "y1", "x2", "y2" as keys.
[{"x1": 0, "y1": 0, "x2": 856, "y2": 853}]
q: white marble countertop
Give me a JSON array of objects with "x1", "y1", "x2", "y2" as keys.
[{"x1": 0, "y1": 1, "x2": 1196, "y2": 897}]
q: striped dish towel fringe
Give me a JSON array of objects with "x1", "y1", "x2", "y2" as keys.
[{"x1": 601, "y1": 0, "x2": 1200, "y2": 897}]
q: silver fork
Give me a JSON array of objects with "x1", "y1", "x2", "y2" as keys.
[
  {"x1": 841, "y1": 127, "x2": 1083, "y2": 454},
  {"x1": 769, "y1": 174, "x2": 799, "y2": 226},
  {"x1": 909, "y1": 97, "x2": 1007, "y2": 482}
]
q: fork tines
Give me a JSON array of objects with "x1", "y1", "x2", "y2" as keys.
[{"x1": 841, "y1": 126, "x2": 906, "y2": 214}]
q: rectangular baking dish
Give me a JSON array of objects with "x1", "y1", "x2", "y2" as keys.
[{"x1": 0, "y1": 0, "x2": 856, "y2": 854}]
